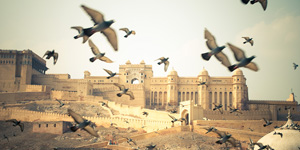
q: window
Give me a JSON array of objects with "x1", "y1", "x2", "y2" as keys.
[
  {"x1": 46, "y1": 124, "x2": 48, "y2": 127},
  {"x1": 54, "y1": 124, "x2": 56, "y2": 127},
  {"x1": 39, "y1": 124, "x2": 41, "y2": 128}
]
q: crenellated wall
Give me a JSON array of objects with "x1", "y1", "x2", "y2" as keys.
[
  {"x1": 0, "y1": 92, "x2": 50, "y2": 104},
  {"x1": 203, "y1": 109, "x2": 272, "y2": 120}
]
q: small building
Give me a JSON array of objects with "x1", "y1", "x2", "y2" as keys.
[{"x1": 32, "y1": 121, "x2": 72, "y2": 135}]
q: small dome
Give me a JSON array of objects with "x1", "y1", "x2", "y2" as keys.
[
  {"x1": 254, "y1": 111, "x2": 300, "y2": 150},
  {"x1": 198, "y1": 68, "x2": 209, "y2": 76},
  {"x1": 233, "y1": 68, "x2": 243, "y2": 76},
  {"x1": 140, "y1": 60, "x2": 145, "y2": 64},
  {"x1": 168, "y1": 68, "x2": 178, "y2": 76},
  {"x1": 126, "y1": 60, "x2": 131, "y2": 65}
]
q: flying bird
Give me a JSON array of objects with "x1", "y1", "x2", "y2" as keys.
[
  {"x1": 146, "y1": 143, "x2": 156, "y2": 150},
  {"x1": 248, "y1": 127, "x2": 254, "y2": 132},
  {"x1": 101, "y1": 102, "x2": 108, "y2": 107},
  {"x1": 6, "y1": 119, "x2": 24, "y2": 132},
  {"x1": 88, "y1": 40, "x2": 113, "y2": 63},
  {"x1": 55, "y1": 99, "x2": 65, "y2": 108},
  {"x1": 213, "y1": 130, "x2": 239, "y2": 147},
  {"x1": 143, "y1": 111, "x2": 149, "y2": 117},
  {"x1": 228, "y1": 106, "x2": 243, "y2": 114},
  {"x1": 43, "y1": 50, "x2": 58, "y2": 65},
  {"x1": 242, "y1": 37, "x2": 254, "y2": 46},
  {"x1": 156, "y1": 57, "x2": 169, "y2": 72},
  {"x1": 103, "y1": 69, "x2": 120, "y2": 79},
  {"x1": 202, "y1": 28, "x2": 231, "y2": 68},
  {"x1": 167, "y1": 107, "x2": 177, "y2": 113},
  {"x1": 113, "y1": 83, "x2": 135, "y2": 100},
  {"x1": 168, "y1": 114, "x2": 185, "y2": 123},
  {"x1": 212, "y1": 103, "x2": 223, "y2": 114},
  {"x1": 263, "y1": 118, "x2": 273, "y2": 127},
  {"x1": 241, "y1": 0, "x2": 268, "y2": 11},
  {"x1": 123, "y1": 136, "x2": 137, "y2": 145},
  {"x1": 197, "y1": 81, "x2": 208, "y2": 87},
  {"x1": 119, "y1": 28, "x2": 136, "y2": 38},
  {"x1": 248, "y1": 138, "x2": 255, "y2": 150},
  {"x1": 71, "y1": 5, "x2": 118, "y2": 51},
  {"x1": 227, "y1": 43, "x2": 259, "y2": 72},
  {"x1": 204, "y1": 126, "x2": 216, "y2": 134},
  {"x1": 68, "y1": 109, "x2": 99, "y2": 137},
  {"x1": 273, "y1": 132, "x2": 283, "y2": 138},
  {"x1": 253, "y1": 143, "x2": 273, "y2": 150},
  {"x1": 293, "y1": 63, "x2": 298, "y2": 70}
]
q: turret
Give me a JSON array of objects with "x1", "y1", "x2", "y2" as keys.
[
  {"x1": 232, "y1": 69, "x2": 248, "y2": 110},
  {"x1": 167, "y1": 68, "x2": 178, "y2": 106},
  {"x1": 197, "y1": 68, "x2": 209, "y2": 109}
]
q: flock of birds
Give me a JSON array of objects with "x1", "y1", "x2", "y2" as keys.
[{"x1": 4, "y1": 0, "x2": 300, "y2": 149}]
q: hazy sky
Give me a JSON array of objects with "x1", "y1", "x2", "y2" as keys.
[{"x1": 0, "y1": 0, "x2": 299, "y2": 102}]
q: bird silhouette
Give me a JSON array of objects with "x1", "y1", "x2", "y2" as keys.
[
  {"x1": 263, "y1": 118, "x2": 273, "y2": 127},
  {"x1": 227, "y1": 43, "x2": 259, "y2": 72},
  {"x1": 68, "y1": 109, "x2": 99, "y2": 137},
  {"x1": 143, "y1": 111, "x2": 149, "y2": 117},
  {"x1": 146, "y1": 143, "x2": 156, "y2": 150},
  {"x1": 293, "y1": 63, "x2": 298, "y2": 70},
  {"x1": 212, "y1": 103, "x2": 223, "y2": 114},
  {"x1": 204, "y1": 126, "x2": 216, "y2": 134},
  {"x1": 88, "y1": 39, "x2": 113, "y2": 63},
  {"x1": 55, "y1": 99, "x2": 65, "y2": 108},
  {"x1": 156, "y1": 57, "x2": 169, "y2": 72},
  {"x1": 103, "y1": 69, "x2": 120, "y2": 79},
  {"x1": 123, "y1": 136, "x2": 137, "y2": 145},
  {"x1": 168, "y1": 114, "x2": 185, "y2": 123},
  {"x1": 241, "y1": 0, "x2": 268, "y2": 11},
  {"x1": 71, "y1": 5, "x2": 118, "y2": 51},
  {"x1": 273, "y1": 132, "x2": 283, "y2": 138},
  {"x1": 6, "y1": 119, "x2": 24, "y2": 132},
  {"x1": 119, "y1": 28, "x2": 136, "y2": 38},
  {"x1": 113, "y1": 83, "x2": 135, "y2": 100},
  {"x1": 101, "y1": 102, "x2": 109, "y2": 107},
  {"x1": 43, "y1": 50, "x2": 58, "y2": 65},
  {"x1": 213, "y1": 130, "x2": 239, "y2": 147},
  {"x1": 248, "y1": 127, "x2": 254, "y2": 132},
  {"x1": 242, "y1": 37, "x2": 254, "y2": 46},
  {"x1": 228, "y1": 106, "x2": 243, "y2": 114},
  {"x1": 197, "y1": 81, "x2": 208, "y2": 87}
]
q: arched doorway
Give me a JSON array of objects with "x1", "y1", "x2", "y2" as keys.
[
  {"x1": 181, "y1": 109, "x2": 189, "y2": 125},
  {"x1": 184, "y1": 113, "x2": 189, "y2": 125},
  {"x1": 131, "y1": 78, "x2": 139, "y2": 84}
]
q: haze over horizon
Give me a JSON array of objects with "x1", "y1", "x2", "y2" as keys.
[{"x1": 0, "y1": 0, "x2": 299, "y2": 102}]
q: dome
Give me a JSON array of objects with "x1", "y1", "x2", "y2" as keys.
[
  {"x1": 140, "y1": 60, "x2": 145, "y2": 65},
  {"x1": 168, "y1": 68, "x2": 178, "y2": 76},
  {"x1": 254, "y1": 111, "x2": 300, "y2": 150},
  {"x1": 198, "y1": 68, "x2": 209, "y2": 76},
  {"x1": 125, "y1": 60, "x2": 131, "y2": 65},
  {"x1": 233, "y1": 68, "x2": 243, "y2": 76}
]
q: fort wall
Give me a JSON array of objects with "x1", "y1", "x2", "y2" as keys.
[
  {"x1": 203, "y1": 109, "x2": 272, "y2": 120},
  {"x1": 0, "y1": 92, "x2": 50, "y2": 104}
]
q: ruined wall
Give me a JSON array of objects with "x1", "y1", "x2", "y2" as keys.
[
  {"x1": 0, "y1": 92, "x2": 50, "y2": 104},
  {"x1": 51, "y1": 90, "x2": 78, "y2": 100}
]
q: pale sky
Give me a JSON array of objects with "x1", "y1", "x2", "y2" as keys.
[{"x1": 0, "y1": 0, "x2": 300, "y2": 102}]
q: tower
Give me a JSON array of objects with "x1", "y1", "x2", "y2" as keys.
[
  {"x1": 167, "y1": 68, "x2": 178, "y2": 106},
  {"x1": 197, "y1": 68, "x2": 209, "y2": 109},
  {"x1": 232, "y1": 69, "x2": 248, "y2": 110}
]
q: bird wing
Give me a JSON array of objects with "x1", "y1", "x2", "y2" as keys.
[
  {"x1": 103, "y1": 68, "x2": 113, "y2": 75},
  {"x1": 19, "y1": 123, "x2": 24, "y2": 132},
  {"x1": 81, "y1": 5, "x2": 104, "y2": 24},
  {"x1": 218, "y1": 108, "x2": 223, "y2": 114},
  {"x1": 254, "y1": 142, "x2": 264, "y2": 147},
  {"x1": 227, "y1": 137, "x2": 238, "y2": 147},
  {"x1": 263, "y1": 118, "x2": 268, "y2": 123},
  {"x1": 245, "y1": 62, "x2": 259, "y2": 71},
  {"x1": 56, "y1": 99, "x2": 62, "y2": 104},
  {"x1": 99, "y1": 56, "x2": 113, "y2": 63},
  {"x1": 164, "y1": 60, "x2": 169, "y2": 72},
  {"x1": 155, "y1": 57, "x2": 165, "y2": 61},
  {"x1": 113, "y1": 83, "x2": 125, "y2": 90},
  {"x1": 68, "y1": 109, "x2": 84, "y2": 124},
  {"x1": 227, "y1": 43, "x2": 246, "y2": 61},
  {"x1": 119, "y1": 28, "x2": 129, "y2": 33},
  {"x1": 88, "y1": 40, "x2": 100, "y2": 55},
  {"x1": 250, "y1": 40, "x2": 254, "y2": 46},
  {"x1": 258, "y1": 0, "x2": 267, "y2": 11},
  {"x1": 53, "y1": 53, "x2": 58, "y2": 65},
  {"x1": 241, "y1": 0, "x2": 250, "y2": 4},
  {"x1": 125, "y1": 91, "x2": 135, "y2": 100},
  {"x1": 213, "y1": 130, "x2": 226, "y2": 138},
  {"x1": 204, "y1": 28, "x2": 218, "y2": 50},
  {"x1": 214, "y1": 52, "x2": 231, "y2": 67},
  {"x1": 83, "y1": 125, "x2": 99, "y2": 137},
  {"x1": 131, "y1": 140, "x2": 137, "y2": 145},
  {"x1": 71, "y1": 26, "x2": 83, "y2": 33},
  {"x1": 43, "y1": 51, "x2": 51, "y2": 58},
  {"x1": 212, "y1": 103, "x2": 217, "y2": 107},
  {"x1": 101, "y1": 28, "x2": 118, "y2": 51},
  {"x1": 242, "y1": 37, "x2": 249, "y2": 40},
  {"x1": 168, "y1": 114, "x2": 176, "y2": 120},
  {"x1": 6, "y1": 119, "x2": 18, "y2": 123}
]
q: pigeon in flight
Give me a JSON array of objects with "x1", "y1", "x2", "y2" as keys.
[
  {"x1": 197, "y1": 81, "x2": 208, "y2": 87},
  {"x1": 228, "y1": 106, "x2": 243, "y2": 114},
  {"x1": 6, "y1": 119, "x2": 24, "y2": 132},
  {"x1": 119, "y1": 28, "x2": 136, "y2": 38},
  {"x1": 263, "y1": 118, "x2": 273, "y2": 127},
  {"x1": 113, "y1": 83, "x2": 135, "y2": 100},
  {"x1": 55, "y1": 99, "x2": 65, "y2": 108},
  {"x1": 88, "y1": 40, "x2": 113, "y2": 63},
  {"x1": 68, "y1": 109, "x2": 99, "y2": 137},
  {"x1": 293, "y1": 63, "x2": 298, "y2": 70},
  {"x1": 101, "y1": 102, "x2": 109, "y2": 107},
  {"x1": 204, "y1": 126, "x2": 216, "y2": 134},
  {"x1": 167, "y1": 108, "x2": 177, "y2": 113},
  {"x1": 168, "y1": 114, "x2": 185, "y2": 123},
  {"x1": 213, "y1": 130, "x2": 239, "y2": 147},
  {"x1": 212, "y1": 103, "x2": 223, "y2": 114},
  {"x1": 146, "y1": 143, "x2": 156, "y2": 150},
  {"x1": 103, "y1": 69, "x2": 120, "y2": 79},
  {"x1": 123, "y1": 136, "x2": 137, "y2": 145},
  {"x1": 43, "y1": 50, "x2": 58, "y2": 65},
  {"x1": 273, "y1": 132, "x2": 283, "y2": 138},
  {"x1": 71, "y1": 5, "x2": 118, "y2": 51},
  {"x1": 242, "y1": 37, "x2": 254, "y2": 46},
  {"x1": 241, "y1": 0, "x2": 268, "y2": 11},
  {"x1": 227, "y1": 43, "x2": 259, "y2": 72},
  {"x1": 143, "y1": 111, "x2": 149, "y2": 117},
  {"x1": 202, "y1": 28, "x2": 231, "y2": 68},
  {"x1": 156, "y1": 57, "x2": 169, "y2": 72}
]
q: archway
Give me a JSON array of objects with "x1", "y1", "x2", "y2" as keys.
[
  {"x1": 181, "y1": 109, "x2": 189, "y2": 125},
  {"x1": 131, "y1": 78, "x2": 139, "y2": 84}
]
